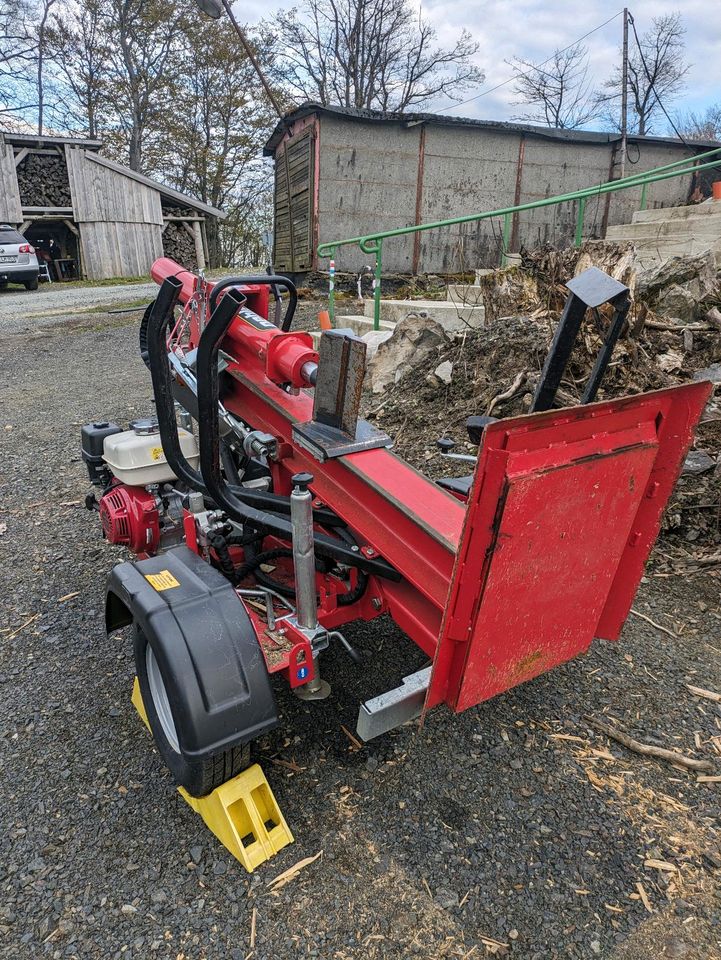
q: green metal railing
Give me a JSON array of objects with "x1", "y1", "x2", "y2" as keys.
[{"x1": 317, "y1": 145, "x2": 721, "y2": 330}]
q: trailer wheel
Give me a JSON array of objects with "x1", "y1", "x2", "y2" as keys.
[
  {"x1": 134, "y1": 626, "x2": 251, "y2": 797},
  {"x1": 138, "y1": 301, "x2": 153, "y2": 368}
]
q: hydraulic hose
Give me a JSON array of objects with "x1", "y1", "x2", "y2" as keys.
[
  {"x1": 195, "y1": 290, "x2": 400, "y2": 581},
  {"x1": 145, "y1": 279, "x2": 347, "y2": 530}
]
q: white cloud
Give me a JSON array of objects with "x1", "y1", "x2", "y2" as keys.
[{"x1": 235, "y1": 0, "x2": 721, "y2": 128}]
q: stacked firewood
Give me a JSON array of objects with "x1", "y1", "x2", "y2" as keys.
[
  {"x1": 17, "y1": 153, "x2": 72, "y2": 207},
  {"x1": 162, "y1": 222, "x2": 197, "y2": 269}
]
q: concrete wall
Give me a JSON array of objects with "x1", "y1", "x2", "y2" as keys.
[
  {"x1": 317, "y1": 115, "x2": 420, "y2": 272},
  {"x1": 314, "y1": 116, "x2": 699, "y2": 274}
]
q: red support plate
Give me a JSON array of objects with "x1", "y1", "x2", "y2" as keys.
[{"x1": 426, "y1": 382, "x2": 711, "y2": 713}]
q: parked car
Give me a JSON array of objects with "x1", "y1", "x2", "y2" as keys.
[{"x1": 0, "y1": 224, "x2": 40, "y2": 290}]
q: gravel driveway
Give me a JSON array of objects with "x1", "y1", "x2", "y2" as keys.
[
  {"x1": 1, "y1": 305, "x2": 720, "y2": 960},
  {"x1": 0, "y1": 281, "x2": 156, "y2": 330}
]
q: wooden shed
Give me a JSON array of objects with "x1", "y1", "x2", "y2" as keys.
[{"x1": 0, "y1": 132, "x2": 225, "y2": 280}]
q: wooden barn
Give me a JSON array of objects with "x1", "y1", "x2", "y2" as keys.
[{"x1": 0, "y1": 132, "x2": 224, "y2": 280}]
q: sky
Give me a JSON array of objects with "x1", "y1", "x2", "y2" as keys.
[{"x1": 237, "y1": 0, "x2": 720, "y2": 131}]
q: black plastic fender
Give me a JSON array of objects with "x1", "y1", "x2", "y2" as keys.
[{"x1": 106, "y1": 545, "x2": 278, "y2": 761}]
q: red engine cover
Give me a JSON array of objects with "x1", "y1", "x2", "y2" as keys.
[{"x1": 99, "y1": 485, "x2": 160, "y2": 555}]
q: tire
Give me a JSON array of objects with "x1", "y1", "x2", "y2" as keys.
[
  {"x1": 138, "y1": 300, "x2": 154, "y2": 368},
  {"x1": 24, "y1": 277, "x2": 39, "y2": 291},
  {"x1": 133, "y1": 625, "x2": 251, "y2": 796}
]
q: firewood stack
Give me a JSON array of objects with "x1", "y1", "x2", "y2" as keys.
[
  {"x1": 17, "y1": 153, "x2": 72, "y2": 207},
  {"x1": 162, "y1": 222, "x2": 197, "y2": 269}
]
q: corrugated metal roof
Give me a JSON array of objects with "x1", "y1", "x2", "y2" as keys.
[{"x1": 264, "y1": 101, "x2": 721, "y2": 155}]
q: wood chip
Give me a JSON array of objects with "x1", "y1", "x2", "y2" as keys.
[
  {"x1": 270, "y1": 757, "x2": 306, "y2": 773},
  {"x1": 479, "y1": 935, "x2": 509, "y2": 949},
  {"x1": 548, "y1": 733, "x2": 587, "y2": 743},
  {"x1": 585, "y1": 715, "x2": 713, "y2": 772},
  {"x1": 340, "y1": 724, "x2": 363, "y2": 751},
  {"x1": 249, "y1": 907, "x2": 256, "y2": 949},
  {"x1": 687, "y1": 684, "x2": 721, "y2": 704},
  {"x1": 267, "y1": 850, "x2": 322, "y2": 891},
  {"x1": 58, "y1": 592, "x2": 79, "y2": 603},
  {"x1": 697, "y1": 775, "x2": 721, "y2": 783},
  {"x1": 630, "y1": 608, "x2": 679, "y2": 639},
  {"x1": 644, "y1": 859, "x2": 678, "y2": 873},
  {"x1": 635, "y1": 881, "x2": 653, "y2": 913},
  {"x1": 6, "y1": 613, "x2": 40, "y2": 642}
]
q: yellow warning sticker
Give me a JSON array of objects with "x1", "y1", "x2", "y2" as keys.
[
  {"x1": 150, "y1": 446, "x2": 165, "y2": 461},
  {"x1": 145, "y1": 570, "x2": 180, "y2": 591}
]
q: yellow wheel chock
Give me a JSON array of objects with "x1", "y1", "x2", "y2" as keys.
[{"x1": 131, "y1": 677, "x2": 294, "y2": 872}]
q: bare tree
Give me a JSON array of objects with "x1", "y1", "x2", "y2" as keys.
[
  {"x1": 675, "y1": 104, "x2": 721, "y2": 142},
  {"x1": 36, "y1": 0, "x2": 58, "y2": 134},
  {"x1": 47, "y1": 0, "x2": 111, "y2": 138},
  {"x1": 273, "y1": 0, "x2": 483, "y2": 112},
  {"x1": 160, "y1": 18, "x2": 277, "y2": 265},
  {"x1": 0, "y1": 0, "x2": 39, "y2": 127},
  {"x1": 105, "y1": 0, "x2": 189, "y2": 171},
  {"x1": 598, "y1": 13, "x2": 689, "y2": 136},
  {"x1": 509, "y1": 44, "x2": 597, "y2": 129}
]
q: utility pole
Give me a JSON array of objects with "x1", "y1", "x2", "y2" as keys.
[{"x1": 619, "y1": 7, "x2": 629, "y2": 179}]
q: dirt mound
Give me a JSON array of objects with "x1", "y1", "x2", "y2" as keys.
[{"x1": 365, "y1": 262, "x2": 720, "y2": 547}]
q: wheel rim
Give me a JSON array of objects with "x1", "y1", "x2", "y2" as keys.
[{"x1": 145, "y1": 645, "x2": 180, "y2": 753}]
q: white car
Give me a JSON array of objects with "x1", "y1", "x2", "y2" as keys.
[{"x1": 0, "y1": 224, "x2": 40, "y2": 290}]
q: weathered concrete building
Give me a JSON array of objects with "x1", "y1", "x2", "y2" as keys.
[
  {"x1": 0, "y1": 132, "x2": 224, "y2": 279},
  {"x1": 264, "y1": 104, "x2": 719, "y2": 275}
]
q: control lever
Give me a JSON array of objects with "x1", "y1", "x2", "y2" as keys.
[
  {"x1": 436, "y1": 437, "x2": 477, "y2": 464},
  {"x1": 330, "y1": 631, "x2": 363, "y2": 665}
]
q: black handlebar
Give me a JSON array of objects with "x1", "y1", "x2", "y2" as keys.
[
  {"x1": 208, "y1": 274, "x2": 298, "y2": 331},
  {"x1": 145, "y1": 277, "x2": 347, "y2": 529}
]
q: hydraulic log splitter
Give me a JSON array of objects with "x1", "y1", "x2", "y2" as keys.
[{"x1": 81, "y1": 258, "x2": 710, "y2": 852}]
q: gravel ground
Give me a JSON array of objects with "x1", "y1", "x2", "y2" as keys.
[
  {"x1": 0, "y1": 281, "x2": 156, "y2": 330},
  {"x1": 1, "y1": 304, "x2": 720, "y2": 960}
]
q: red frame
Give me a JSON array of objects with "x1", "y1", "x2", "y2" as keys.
[{"x1": 146, "y1": 259, "x2": 711, "y2": 715}]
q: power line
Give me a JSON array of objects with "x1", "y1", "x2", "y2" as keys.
[
  {"x1": 441, "y1": 10, "x2": 623, "y2": 113},
  {"x1": 627, "y1": 12, "x2": 688, "y2": 144}
]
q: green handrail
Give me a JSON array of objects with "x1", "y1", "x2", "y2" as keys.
[{"x1": 317, "y1": 145, "x2": 721, "y2": 330}]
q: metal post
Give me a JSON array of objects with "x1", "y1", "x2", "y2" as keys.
[
  {"x1": 291, "y1": 471, "x2": 331, "y2": 701},
  {"x1": 328, "y1": 257, "x2": 336, "y2": 325},
  {"x1": 290, "y1": 472, "x2": 317, "y2": 631},
  {"x1": 373, "y1": 240, "x2": 383, "y2": 331},
  {"x1": 501, "y1": 213, "x2": 512, "y2": 266},
  {"x1": 620, "y1": 8, "x2": 629, "y2": 180},
  {"x1": 575, "y1": 197, "x2": 586, "y2": 247}
]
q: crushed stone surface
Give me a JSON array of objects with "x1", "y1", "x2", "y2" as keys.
[
  {"x1": 0, "y1": 281, "x2": 156, "y2": 330},
  {"x1": 0, "y1": 303, "x2": 720, "y2": 959}
]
